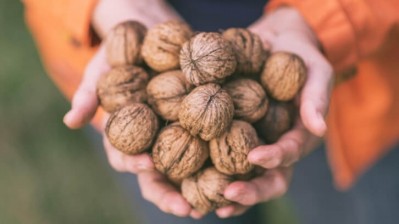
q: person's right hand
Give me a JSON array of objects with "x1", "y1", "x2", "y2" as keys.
[{"x1": 63, "y1": 0, "x2": 197, "y2": 217}]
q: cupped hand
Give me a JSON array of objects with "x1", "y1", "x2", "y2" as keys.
[
  {"x1": 248, "y1": 7, "x2": 333, "y2": 169},
  {"x1": 216, "y1": 7, "x2": 334, "y2": 218},
  {"x1": 62, "y1": 0, "x2": 194, "y2": 216}
]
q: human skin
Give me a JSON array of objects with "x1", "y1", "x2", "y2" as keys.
[{"x1": 63, "y1": 0, "x2": 333, "y2": 219}]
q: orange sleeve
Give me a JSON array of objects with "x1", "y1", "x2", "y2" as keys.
[
  {"x1": 266, "y1": 0, "x2": 399, "y2": 72},
  {"x1": 23, "y1": 0, "x2": 99, "y2": 47},
  {"x1": 24, "y1": 0, "x2": 104, "y2": 130}
]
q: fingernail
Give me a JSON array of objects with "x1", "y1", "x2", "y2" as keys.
[
  {"x1": 225, "y1": 189, "x2": 241, "y2": 201},
  {"x1": 318, "y1": 113, "x2": 327, "y2": 133},
  {"x1": 137, "y1": 162, "x2": 153, "y2": 171},
  {"x1": 63, "y1": 111, "x2": 77, "y2": 128},
  {"x1": 217, "y1": 209, "x2": 230, "y2": 218},
  {"x1": 63, "y1": 111, "x2": 72, "y2": 124},
  {"x1": 171, "y1": 202, "x2": 190, "y2": 217},
  {"x1": 190, "y1": 211, "x2": 203, "y2": 219},
  {"x1": 249, "y1": 150, "x2": 277, "y2": 168}
]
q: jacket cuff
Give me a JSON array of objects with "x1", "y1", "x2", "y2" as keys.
[
  {"x1": 64, "y1": 0, "x2": 99, "y2": 47},
  {"x1": 266, "y1": 0, "x2": 357, "y2": 72}
]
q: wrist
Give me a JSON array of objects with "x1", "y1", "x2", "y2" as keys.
[
  {"x1": 92, "y1": 0, "x2": 182, "y2": 38},
  {"x1": 250, "y1": 7, "x2": 320, "y2": 50}
]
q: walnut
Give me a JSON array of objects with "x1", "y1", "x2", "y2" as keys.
[
  {"x1": 152, "y1": 123, "x2": 209, "y2": 182},
  {"x1": 254, "y1": 100, "x2": 296, "y2": 144},
  {"x1": 224, "y1": 78, "x2": 268, "y2": 123},
  {"x1": 97, "y1": 65, "x2": 149, "y2": 113},
  {"x1": 141, "y1": 20, "x2": 193, "y2": 72},
  {"x1": 181, "y1": 167, "x2": 232, "y2": 215},
  {"x1": 179, "y1": 83, "x2": 234, "y2": 141},
  {"x1": 105, "y1": 21, "x2": 147, "y2": 67},
  {"x1": 180, "y1": 32, "x2": 237, "y2": 86},
  {"x1": 260, "y1": 52, "x2": 307, "y2": 101},
  {"x1": 146, "y1": 70, "x2": 192, "y2": 121},
  {"x1": 222, "y1": 28, "x2": 267, "y2": 75},
  {"x1": 105, "y1": 103, "x2": 159, "y2": 154},
  {"x1": 210, "y1": 120, "x2": 259, "y2": 175}
]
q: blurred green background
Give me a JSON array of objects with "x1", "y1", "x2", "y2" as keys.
[{"x1": 0, "y1": 1, "x2": 296, "y2": 223}]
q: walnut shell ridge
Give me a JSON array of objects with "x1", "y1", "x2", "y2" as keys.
[
  {"x1": 146, "y1": 70, "x2": 192, "y2": 121},
  {"x1": 224, "y1": 78, "x2": 268, "y2": 123},
  {"x1": 210, "y1": 120, "x2": 259, "y2": 175},
  {"x1": 261, "y1": 51, "x2": 307, "y2": 101},
  {"x1": 222, "y1": 28, "x2": 267, "y2": 75},
  {"x1": 152, "y1": 123, "x2": 209, "y2": 182},
  {"x1": 141, "y1": 20, "x2": 193, "y2": 72},
  {"x1": 178, "y1": 83, "x2": 234, "y2": 141},
  {"x1": 97, "y1": 65, "x2": 149, "y2": 113},
  {"x1": 181, "y1": 167, "x2": 232, "y2": 215},
  {"x1": 105, "y1": 103, "x2": 159, "y2": 154},
  {"x1": 105, "y1": 21, "x2": 147, "y2": 67},
  {"x1": 180, "y1": 32, "x2": 237, "y2": 86}
]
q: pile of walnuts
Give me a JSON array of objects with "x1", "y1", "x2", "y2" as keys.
[{"x1": 97, "y1": 20, "x2": 306, "y2": 215}]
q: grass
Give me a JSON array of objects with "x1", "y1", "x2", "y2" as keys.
[
  {"x1": 0, "y1": 1, "x2": 297, "y2": 223},
  {"x1": 0, "y1": 1, "x2": 137, "y2": 223}
]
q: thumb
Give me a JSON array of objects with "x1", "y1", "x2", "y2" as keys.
[
  {"x1": 64, "y1": 45, "x2": 109, "y2": 129},
  {"x1": 300, "y1": 60, "x2": 333, "y2": 137}
]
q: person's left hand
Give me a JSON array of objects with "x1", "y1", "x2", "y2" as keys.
[{"x1": 213, "y1": 7, "x2": 334, "y2": 218}]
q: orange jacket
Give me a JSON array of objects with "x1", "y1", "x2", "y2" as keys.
[{"x1": 24, "y1": 0, "x2": 399, "y2": 189}]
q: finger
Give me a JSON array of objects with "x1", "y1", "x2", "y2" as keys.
[
  {"x1": 138, "y1": 171, "x2": 192, "y2": 217},
  {"x1": 63, "y1": 45, "x2": 110, "y2": 129},
  {"x1": 103, "y1": 135, "x2": 154, "y2": 173},
  {"x1": 248, "y1": 122, "x2": 309, "y2": 168},
  {"x1": 224, "y1": 168, "x2": 292, "y2": 206},
  {"x1": 300, "y1": 60, "x2": 333, "y2": 137},
  {"x1": 189, "y1": 210, "x2": 204, "y2": 220},
  {"x1": 216, "y1": 204, "x2": 250, "y2": 218}
]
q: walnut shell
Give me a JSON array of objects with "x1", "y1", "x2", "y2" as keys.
[
  {"x1": 180, "y1": 32, "x2": 237, "y2": 86},
  {"x1": 261, "y1": 52, "x2": 307, "y2": 101},
  {"x1": 152, "y1": 123, "x2": 209, "y2": 182},
  {"x1": 210, "y1": 120, "x2": 259, "y2": 175},
  {"x1": 141, "y1": 20, "x2": 193, "y2": 72},
  {"x1": 222, "y1": 28, "x2": 267, "y2": 75},
  {"x1": 179, "y1": 83, "x2": 234, "y2": 141},
  {"x1": 146, "y1": 70, "x2": 192, "y2": 121},
  {"x1": 224, "y1": 79, "x2": 268, "y2": 123},
  {"x1": 254, "y1": 100, "x2": 296, "y2": 144},
  {"x1": 181, "y1": 167, "x2": 232, "y2": 215},
  {"x1": 97, "y1": 65, "x2": 149, "y2": 113},
  {"x1": 105, "y1": 103, "x2": 159, "y2": 154},
  {"x1": 105, "y1": 21, "x2": 147, "y2": 67}
]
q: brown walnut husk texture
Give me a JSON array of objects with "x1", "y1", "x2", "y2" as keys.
[
  {"x1": 261, "y1": 51, "x2": 307, "y2": 101},
  {"x1": 141, "y1": 20, "x2": 193, "y2": 72},
  {"x1": 152, "y1": 123, "x2": 209, "y2": 182},
  {"x1": 180, "y1": 32, "x2": 237, "y2": 86},
  {"x1": 181, "y1": 167, "x2": 232, "y2": 215},
  {"x1": 224, "y1": 78, "x2": 268, "y2": 123},
  {"x1": 97, "y1": 65, "x2": 149, "y2": 113},
  {"x1": 210, "y1": 120, "x2": 259, "y2": 175},
  {"x1": 105, "y1": 103, "x2": 159, "y2": 154},
  {"x1": 179, "y1": 83, "x2": 234, "y2": 141},
  {"x1": 146, "y1": 70, "x2": 192, "y2": 121},
  {"x1": 222, "y1": 28, "x2": 267, "y2": 75},
  {"x1": 105, "y1": 21, "x2": 147, "y2": 67},
  {"x1": 255, "y1": 100, "x2": 296, "y2": 144}
]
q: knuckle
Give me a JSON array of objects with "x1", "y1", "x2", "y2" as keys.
[
  {"x1": 141, "y1": 189, "x2": 152, "y2": 202},
  {"x1": 107, "y1": 155, "x2": 125, "y2": 172},
  {"x1": 273, "y1": 173, "x2": 289, "y2": 197},
  {"x1": 285, "y1": 138, "x2": 302, "y2": 165},
  {"x1": 158, "y1": 193, "x2": 174, "y2": 213}
]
